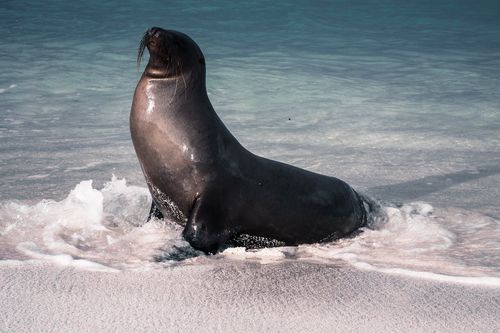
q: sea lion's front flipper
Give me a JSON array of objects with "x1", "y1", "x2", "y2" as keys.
[
  {"x1": 182, "y1": 193, "x2": 235, "y2": 254},
  {"x1": 147, "y1": 200, "x2": 164, "y2": 221}
]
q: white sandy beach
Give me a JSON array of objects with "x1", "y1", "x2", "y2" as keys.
[{"x1": 2, "y1": 261, "x2": 499, "y2": 332}]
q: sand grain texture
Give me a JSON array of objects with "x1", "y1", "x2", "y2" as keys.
[{"x1": 1, "y1": 262, "x2": 498, "y2": 332}]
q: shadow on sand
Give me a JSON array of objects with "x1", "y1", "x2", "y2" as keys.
[{"x1": 367, "y1": 163, "x2": 500, "y2": 202}]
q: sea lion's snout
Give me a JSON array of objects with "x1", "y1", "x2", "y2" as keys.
[
  {"x1": 137, "y1": 28, "x2": 164, "y2": 68},
  {"x1": 146, "y1": 27, "x2": 162, "y2": 48}
]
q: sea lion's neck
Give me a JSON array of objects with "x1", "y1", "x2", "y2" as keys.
[
  {"x1": 143, "y1": 76, "x2": 208, "y2": 116},
  {"x1": 136, "y1": 74, "x2": 220, "y2": 150},
  {"x1": 133, "y1": 73, "x2": 246, "y2": 165}
]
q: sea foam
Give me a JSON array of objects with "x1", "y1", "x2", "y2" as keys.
[{"x1": 0, "y1": 177, "x2": 499, "y2": 286}]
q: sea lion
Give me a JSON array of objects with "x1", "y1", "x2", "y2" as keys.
[{"x1": 130, "y1": 27, "x2": 367, "y2": 254}]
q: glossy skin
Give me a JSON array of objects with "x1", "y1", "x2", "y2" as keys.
[{"x1": 130, "y1": 27, "x2": 366, "y2": 254}]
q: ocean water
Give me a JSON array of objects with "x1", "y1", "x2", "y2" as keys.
[{"x1": 1, "y1": 1, "x2": 499, "y2": 284}]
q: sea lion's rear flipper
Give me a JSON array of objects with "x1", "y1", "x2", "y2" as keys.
[
  {"x1": 356, "y1": 192, "x2": 387, "y2": 228},
  {"x1": 147, "y1": 200, "x2": 164, "y2": 221}
]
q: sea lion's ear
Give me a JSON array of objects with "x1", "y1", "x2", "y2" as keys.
[{"x1": 199, "y1": 57, "x2": 205, "y2": 65}]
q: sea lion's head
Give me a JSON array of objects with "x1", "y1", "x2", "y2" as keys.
[{"x1": 138, "y1": 27, "x2": 206, "y2": 80}]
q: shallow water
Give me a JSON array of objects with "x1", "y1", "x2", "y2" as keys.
[{"x1": 1, "y1": 1, "x2": 499, "y2": 284}]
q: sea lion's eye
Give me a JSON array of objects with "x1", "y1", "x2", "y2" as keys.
[{"x1": 199, "y1": 57, "x2": 205, "y2": 65}]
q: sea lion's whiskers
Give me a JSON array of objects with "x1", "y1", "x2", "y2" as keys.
[{"x1": 137, "y1": 31, "x2": 148, "y2": 67}]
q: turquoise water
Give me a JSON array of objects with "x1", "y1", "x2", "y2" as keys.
[{"x1": 0, "y1": 1, "x2": 499, "y2": 281}]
